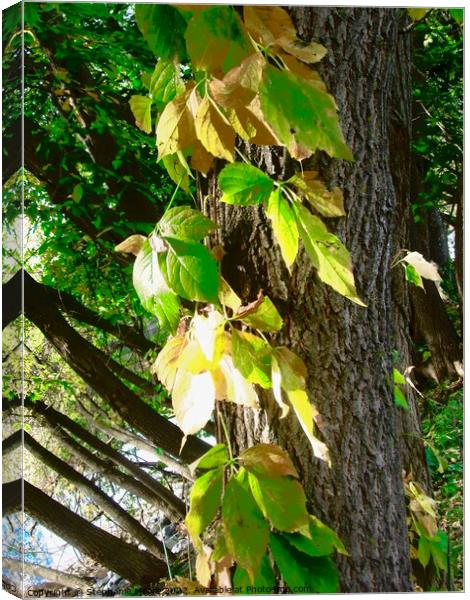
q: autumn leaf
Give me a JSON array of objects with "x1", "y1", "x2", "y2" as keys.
[
  {"x1": 289, "y1": 171, "x2": 345, "y2": 217},
  {"x1": 152, "y1": 335, "x2": 188, "y2": 392},
  {"x1": 115, "y1": 234, "x2": 146, "y2": 257},
  {"x1": 172, "y1": 369, "x2": 216, "y2": 436},
  {"x1": 156, "y1": 85, "x2": 198, "y2": 160},
  {"x1": 185, "y1": 6, "x2": 253, "y2": 76},
  {"x1": 195, "y1": 95, "x2": 236, "y2": 162},
  {"x1": 239, "y1": 444, "x2": 299, "y2": 478},
  {"x1": 244, "y1": 6, "x2": 327, "y2": 64},
  {"x1": 192, "y1": 310, "x2": 226, "y2": 363},
  {"x1": 240, "y1": 295, "x2": 283, "y2": 332},
  {"x1": 215, "y1": 355, "x2": 259, "y2": 407}
]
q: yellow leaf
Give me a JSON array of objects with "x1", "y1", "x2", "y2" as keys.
[
  {"x1": 115, "y1": 234, "x2": 146, "y2": 256},
  {"x1": 290, "y1": 171, "x2": 345, "y2": 218},
  {"x1": 177, "y1": 339, "x2": 212, "y2": 374},
  {"x1": 209, "y1": 53, "x2": 265, "y2": 109},
  {"x1": 191, "y1": 140, "x2": 214, "y2": 175},
  {"x1": 244, "y1": 6, "x2": 296, "y2": 48},
  {"x1": 217, "y1": 356, "x2": 259, "y2": 407},
  {"x1": 192, "y1": 310, "x2": 226, "y2": 363},
  {"x1": 271, "y1": 356, "x2": 290, "y2": 418},
  {"x1": 218, "y1": 278, "x2": 242, "y2": 313},
  {"x1": 279, "y1": 39, "x2": 327, "y2": 65},
  {"x1": 242, "y1": 96, "x2": 281, "y2": 146},
  {"x1": 195, "y1": 547, "x2": 212, "y2": 587},
  {"x1": 239, "y1": 444, "x2": 298, "y2": 478},
  {"x1": 280, "y1": 53, "x2": 328, "y2": 91},
  {"x1": 152, "y1": 335, "x2": 188, "y2": 391},
  {"x1": 195, "y1": 96, "x2": 235, "y2": 162},
  {"x1": 172, "y1": 370, "x2": 216, "y2": 436},
  {"x1": 156, "y1": 85, "x2": 198, "y2": 160},
  {"x1": 287, "y1": 389, "x2": 331, "y2": 466}
]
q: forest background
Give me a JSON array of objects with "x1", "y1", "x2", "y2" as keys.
[{"x1": 1, "y1": 1, "x2": 464, "y2": 596}]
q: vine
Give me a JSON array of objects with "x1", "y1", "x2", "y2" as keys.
[{"x1": 117, "y1": 4, "x2": 367, "y2": 591}]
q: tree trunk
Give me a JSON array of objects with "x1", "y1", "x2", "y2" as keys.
[
  {"x1": 4, "y1": 430, "x2": 168, "y2": 560},
  {"x1": 17, "y1": 270, "x2": 209, "y2": 462},
  {"x1": 2, "y1": 558, "x2": 96, "y2": 593},
  {"x1": 3, "y1": 480, "x2": 168, "y2": 586},
  {"x1": 3, "y1": 397, "x2": 186, "y2": 522},
  {"x1": 200, "y1": 7, "x2": 431, "y2": 592}
]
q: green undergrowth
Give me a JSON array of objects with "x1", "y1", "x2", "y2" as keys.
[{"x1": 421, "y1": 384, "x2": 463, "y2": 590}]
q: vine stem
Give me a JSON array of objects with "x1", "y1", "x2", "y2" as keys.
[
  {"x1": 235, "y1": 147, "x2": 251, "y2": 165},
  {"x1": 218, "y1": 409, "x2": 234, "y2": 467}
]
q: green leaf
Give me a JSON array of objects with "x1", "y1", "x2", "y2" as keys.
[
  {"x1": 161, "y1": 154, "x2": 190, "y2": 192},
  {"x1": 222, "y1": 477, "x2": 269, "y2": 581},
  {"x1": 149, "y1": 60, "x2": 185, "y2": 108},
  {"x1": 403, "y1": 263, "x2": 424, "y2": 289},
  {"x1": 135, "y1": 4, "x2": 188, "y2": 61},
  {"x1": 270, "y1": 532, "x2": 339, "y2": 593},
  {"x1": 218, "y1": 163, "x2": 274, "y2": 206},
  {"x1": 129, "y1": 95, "x2": 152, "y2": 134},
  {"x1": 159, "y1": 206, "x2": 217, "y2": 241},
  {"x1": 185, "y1": 6, "x2": 252, "y2": 75},
  {"x1": 238, "y1": 444, "x2": 299, "y2": 479},
  {"x1": 449, "y1": 8, "x2": 463, "y2": 25},
  {"x1": 266, "y1": 188, "x2": 299, "y2": 271},
  {"x1": 233, "y1": 554, "x2": 276, "y2": 593},
  {"x1": 248, "y1": 472, "x2": 309, "y2": 533},
  {"x1": 394, "y1": 386, "x2": 410, "y2": 411},
  {"x1": 429, "y1": 530, "x2": 448, "y2": 571},
  {"x1": 159, "y1": 236, "x2": 219, "y2": 303},
  {"x1": 240, "y1": 296, "x2": 283, "y2": 332},
  {"x1": 282, "y1": 515, "x2": 348, "y2": 557},
  {"x1": 418, "y1": 535, "x2": 431, "y2": 567},
  {"x1": 293, "y1": 203, "x2": 365, "y2": 306},
  {"x1": 132, "y1": 239, "x2": 180, "y2": 333},
  {"x1": 289, "y1": 171, "x2": 345, "y2": 218},
  {"x1": 259, "y1": 64, "x2": 352, "y2": 160},
  {"x1": 72, "y1": 184, "x2": 83, "y2": 203},
  {"x1": 393, "y1": 368, "x2": 406, "y2": 385},
  {"x1": 232, "y1": 329, "x2": 272, "y2": 389},
  {"x1": 186, "y1": 467, "x2": 224, "y2": 545},
  {"x1": 190, "y1": 444, "x2": 229, "y2": 474}
]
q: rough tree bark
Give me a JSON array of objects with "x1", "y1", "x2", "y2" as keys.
[{"x1": 200, "y1": 8, "x2": 431, "y2": 592}]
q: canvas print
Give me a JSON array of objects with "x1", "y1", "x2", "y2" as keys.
[{"x1": 2, "y1": 2, "x2": 463, "y2": 596}]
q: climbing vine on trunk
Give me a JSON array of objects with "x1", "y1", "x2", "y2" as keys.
[{"x1": 116, "y1": 4, "x2": 377, "y2": 591}]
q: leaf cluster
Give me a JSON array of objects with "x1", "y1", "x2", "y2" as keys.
[{"x1": 185, "y1": 443, "x2": 346, "y2": 592}]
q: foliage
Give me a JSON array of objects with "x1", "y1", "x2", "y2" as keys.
[
  {"x1": 421, "y1": 387, "x2": 463, "y2": 589},
  {"x1": 185, "y1": 444, "x2": 345, "y2": 592},
  {"x1": 128, "y1": 4, "x2": 364, "y2": 306}
]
